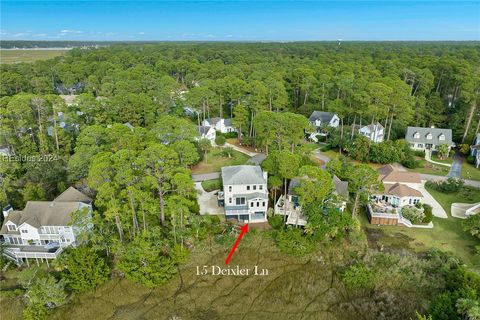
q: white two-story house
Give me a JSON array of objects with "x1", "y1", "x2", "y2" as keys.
[
  {"x1": 308, "y1": 111, "x2": 340, "y2": 139},
  {"x1": 202, "y1": 118, "x2": 236, "y2": 133},
  {"x1": 0, "y1": 187, "x2": 92, "y2": 265},
  {"x1": 221, "y1": 165, "x2": 268, "y2": 223},
  {"x1": 356, "y1": 122, "x2": 385, "y2": 143},
  {"x1": 197, "y1": 125, "x2": 216, "y2": 144}
]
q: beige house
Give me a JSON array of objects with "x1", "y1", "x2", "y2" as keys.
[{"x1": 0, "y1": 187, "x2": 92, "y2": 266}]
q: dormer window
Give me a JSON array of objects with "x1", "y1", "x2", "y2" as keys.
[
  {"x1": 7, "y1": 224, "x2": 16, "y2": 231},
  {"x1": 439, "y1": 134, "x2": 445, "y2": 141},
  {"x1": 414, "y1": 132, "x2": 420, "y2": 139},
  {"x1": 426, "y1": 133, "x2": 433, "y2": 140}
]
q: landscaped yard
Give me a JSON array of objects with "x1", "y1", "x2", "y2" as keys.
[
  {"x1": 191, "y1": 147, "x2": 250, "y2": 174},
  {"x1": 362, "y1": 185, "x2": 480, "y2": 270},
  {"x1": 431, "y1": 153, "x2": 453, "y2": 165},
  {"x1": 461, "y1": 160, "x2": 480, "y2": 181},
  {"x1": 407, "y1": 157, "x2": 450, "y2": 176}
]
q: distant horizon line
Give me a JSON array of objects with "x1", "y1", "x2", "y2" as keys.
[{"x1": 1, "y1": 39, "x2": 479, "y2": 44}]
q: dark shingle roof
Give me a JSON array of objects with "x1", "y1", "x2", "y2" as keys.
[
  {"x1": 405, "y1": 126, "x2": 454, "y2": 146},
  {"x1": 309, "y1": 111, "x2": 335, "y2": 124}
]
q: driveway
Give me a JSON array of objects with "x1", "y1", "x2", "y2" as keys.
[
  {"x1": 194, "y1": 182, "x2": 224, "y2": 215},
  {"x1": 447, "y1": 154, "x2": 462, "y2": 178},
  {"x1": 407, "y1": 182, "x2": 448, "y2": 218},
  {"x1": 224, "y1": 142, "x2": 259, "y2": 157},
  {"x1": 192, "y1": 172, "x2": 220, "y2": 182},
  {"x1": 313, "y1": 148, "x2": 332, "y2": 168}
]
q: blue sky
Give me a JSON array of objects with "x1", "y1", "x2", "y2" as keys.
[{"x1": 1, "y1": 1, "x2": 479, "y2": 41}]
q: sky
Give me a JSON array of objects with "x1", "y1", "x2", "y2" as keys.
[{"x1": 1, "y1": 1, "x2": 479, "y2": 41}]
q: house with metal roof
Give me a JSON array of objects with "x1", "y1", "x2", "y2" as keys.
[
  {"x1": 405, "y1": 126, "x2": 454, "y2": 152},
  {"x1": 0, "y1": 187, "x2": 92, "y2": 265},
  {"x1": 221, "y1": 165, "x2": 268, "y2": 223}
]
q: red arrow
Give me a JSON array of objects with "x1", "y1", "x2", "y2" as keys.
[{"x1": 225, "y1": 224, "x2": 249, "y2": 265}]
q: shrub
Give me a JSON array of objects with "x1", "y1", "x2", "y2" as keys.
[
  {"x1": 215, "y1": 135, "x2": 226, "y2": 146},
  {"x1": 223, "y1": 131, "x2": 238, "y2": 139},
  {"x1": 55, "y1": 246, "x2": 110, "y2": 293},
  {"x1": 340, "y1": 263, "x2": 374, "y2": 291},
  {"x1": 459, "y1": 144, "x2": 471, "y2": 156},
  {"x1": 274, "y1": 228, "x2": 316, "y2": 256},
  {"x1": 413, "y1": 150, "x2": 425, "y2": 157},
  {"x1": 268, "y1": 215, "x2": 285, "y2": 230},
  {"x1": 422, "y1": 204, "x2": 433, "y2": 223},
  {"x1": 467, "y1": 155, "x2": 475, "y2": 165},
  {"x1": 401, "y1": 155, "x2": 419, "y2": 169},
  {"x1": 426, "y1": 178, "x2": 464, "y2": 193},
  {"x1": 320, "y1": 144, "x2": 332, "y2": 152},
  {"x1": 201, "y1": 179, "x2": 222, "y2": 192},
  {"x1": 401, "y1": 206, "x2": 425, "y2": 224}
]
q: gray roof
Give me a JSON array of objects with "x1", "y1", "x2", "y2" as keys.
[
  {"x1": 206, "y1": 117, "x2": 221, "y2": 125},
  {"x1": 333, "y1": 175, "x2": 349, "y2": 197},
  {"x1": 198, "y1": 125, "x2": 212, "y2": 135},
  {"x1": 224, "y1": 118, "x2": 233, "y2": 126},
  {"x1": 288, "y1": 178, "x2": 302, "y2": 196},
  {"x1": 0, "y1": 188, "x2": 91, "y2": 234},
  {"x1": 247, "y1": 154, "x2": 267, "y2": 165},
  {"x1": 54, "y1": 187, "x2": 92, "y2": 203},
  {"x1": 309, "y1": 111, "x2": 335, "y2": 124},
  {"x1": 405, "y1": 126, "x2": 454, "y2": 146},
  {"x1": 222, "y1": 165, "x2": 266, "y2": 185}
]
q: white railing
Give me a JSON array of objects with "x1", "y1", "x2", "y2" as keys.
[{"x1": 4, "y1": 247, "x2": 63, "y2": 260}]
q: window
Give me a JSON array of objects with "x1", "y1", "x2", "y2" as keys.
[
  {"x1": 414, "y1": 132, "x2": 420, "y2": 139},
  {"x1": 253, "y1": 185, "x2": 257, "y2": 191},
  {"x1": 21, "y1": 229, "x2": 28, "y2": 234},
  {"x1": 250, "y1": 202, "x2": 254, "y2": 208},
  {"x1": 413, "y1": 199, "x2": 420, "y2": 204},
  {"x1": 259, "y1": 185, "x2": 263, "y2": 190},
  {"x1": 417, "y1": 144, "x2": 424, "y2": 148},
  {"x1": 246, "y1": 186, "x2": 250, "y2": 191},
  {"x1": 7, "y1": 224, "x2": 16, "y2": 231},
  {"x1": 257, "y1": 202, "x2": 260, "y2": 207},
  {"x1": 439, "y1": 134, "x2": 445, "y2": 141},
  {"x1": 236, "y1": 197, "x2": 246, "y2": 205},
  {"x1": 229, "y1": 198, "x2": 232, "y2": 204},
  {"x1": 426, "y1": 133, "x2": 432, "y2": 140},
  {"x1": 262, "y1": 202, "x2": 265, "y2": 207},
  {"x1": 228, "y1": 186, "x2": 232, "y2": 192}
]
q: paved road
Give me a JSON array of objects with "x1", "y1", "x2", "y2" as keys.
[
  {"x1": 419, "y1": 174, "x2": 480, "y2": 188},
  {"x1": 192, "y1": 172, "x2": 220, "y2": 182},
  {"x1": 447, "y1": 153, "x2": 462, "y2": 178}
]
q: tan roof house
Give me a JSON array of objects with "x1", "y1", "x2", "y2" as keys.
[{"x1": 1, "y1": 187, "x2": 92, "y2": 265}]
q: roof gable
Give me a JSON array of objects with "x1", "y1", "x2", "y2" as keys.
[
  {"x1": 309, "y1": 111, "x2": 335, "y2": 123},
  {"x1": 405, "y1": 126, "x2": 454, "y2": 146}
]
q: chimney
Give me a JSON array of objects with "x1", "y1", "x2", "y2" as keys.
[{"x1": 3, "y1": 205, "x2": 13, "y2": 218}]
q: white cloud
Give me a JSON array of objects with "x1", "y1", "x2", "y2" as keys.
[{"x1": 138, "y1": 32, "x2": 145, "y2": 35}]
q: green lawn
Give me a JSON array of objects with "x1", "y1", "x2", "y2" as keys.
[
  {"x1": 201, "y1": 178, "x2": 222, "y2": 192},
  {"x1": 191, "y1": 148, "x2": 250, "y2": 174},
  {"x1": 0, "y1": 49, "x2": 68, "y2": 64},
  {"x1": 461, "y1": 160, "x2": 480, "y2": 181},
  {"x1": 362, "y1": 185, "x2": 480, "y2": 269},
  {"x1": 431, "y1": 154, "x2": 453, "y2": 165},
  {"x1": 408, "y1": 157, "x2": 450, "y2": 176}
]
